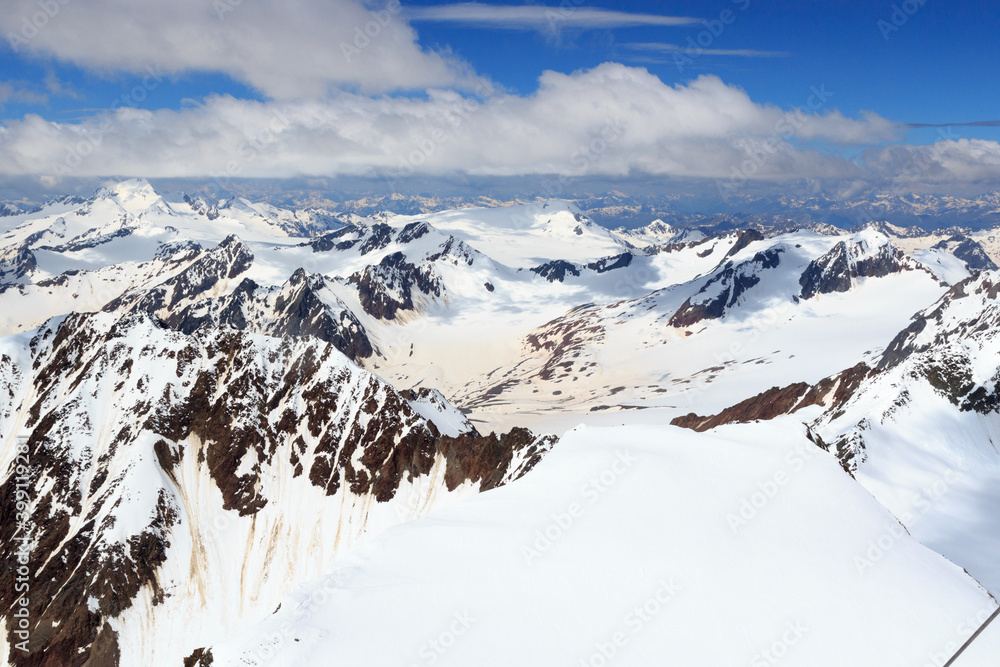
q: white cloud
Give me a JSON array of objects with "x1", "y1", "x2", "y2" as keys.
[
  {"x1": 0, "y1": 81, "x2": 49, "y2": 106},
  {"x1": 0, "y1": 0, "x2": 475, "y2": 98},
  {"x1": 0, "y1": 64, "x2": 912, "y2": 186},
  {"x1": 623, "y1": 42, "x2": 789, "y2": 59},
  {"x1": 406, "y1": 3, "x2": 697, "y2": 33},
  {"x1": 864, "y1": 140, "x2": 1000, "y2": 185}
]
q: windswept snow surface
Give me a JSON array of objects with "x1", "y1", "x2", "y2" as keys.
[{"x1": 211, "y1": 419, "x2": 999, "y2": 667}]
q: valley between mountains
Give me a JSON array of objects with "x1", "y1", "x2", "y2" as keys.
[{"x1": 1, "y1": 180, "x2": 999, "y2": 666}]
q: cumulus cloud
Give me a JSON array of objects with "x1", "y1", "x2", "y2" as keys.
[
  {"x1": 0, "y1": 64, "x2": 909, "y2": 186},
  {"x1": 0, "y1": 0, "x2": 474, "y2": 98},
  {"x1": 863, "y1": 139, "x2": 1000, "y2": 186}
]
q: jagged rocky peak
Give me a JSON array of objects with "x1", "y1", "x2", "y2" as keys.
[
  {"x1": 673, "y1": 269, "x2": 1000, "y2": 473},
  {"x1": 183, "y1": 193, "x2": 221, "y2": 220},
  {"x1": 0, "y1": 202, "x2": 23, "y2": 217},
  {"x1": 168, "y1": 267, "x2": 375, "y2": 362},
  {"x1": 0, "y1": 310, "x2": 555, "y2": 665},
  {"x1": 878, "y1": 269, "x2": 1000, "y2": 370},
  {"x1": 723, "y1": 228, "x2": 765, "y2": 258},
  {"x1": 669, "y1": 247, "x2": 783, "y2": 328},
  {"x1": 799, "y1": 229, "x2": 917, "y2": 300},
  {"x1": 400, "y1": 386, "x2": 478, "y2": 437},
  {"x1": 530, "y1": 259, "x2": 581, "y2": 283},
  {"x1": 0, "y1": 244, "x2": 38, "y2": 285},
  {"x1": 932, "y1": 234, "x2": 998, "y2": 272},
  {"x1": 348, "y1": 251, "x2": 442, "y2": 320},
  {"x1": 104, "y1": 234, "x2": 254, "y2": 318},
  {"x1": 857, "y1": 219, "x2": 928, "y2": 238}
]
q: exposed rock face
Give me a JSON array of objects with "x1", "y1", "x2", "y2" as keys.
[
  {"x1": 586, "y1": 253, "x2": 633, "y2": 273},
  {"x1": 671, "y1": 363, "x2": 873, "y2": 432},
  {"x1": 0, "y1": 244, "x2": 37, "y2": 285},
  {"x1": 0, "y1": 311, "x2": 555, "y2": 666},
  {"x1": 162, "y1": 269, "x2": 373, "y2": 362},
  {"x1": 348, "y1": 251, "x2": 442, "y2": 320},
  {"x1": 878, "y1": 273, "x2": 1000, "y2": 370},
  {"x1": 105, "y1": 235, "x2": 254, "y2": 318},
  {"x1": 308, "y1": 224, "x2": 365, "y2": 252},
  {"x1": 723, "y1": 229, "x2": 765, "y2": 259},
  {"x1": 99, "y1": 236, "x2": 369, "y2": 357},
  {"x1": 674, "y1": 271, "x2": 1000, "y2": 473},
  {"x1": 932, "y1": 234, "x2": 998, "y2": 272},
  {"x1": 669, "y1": 249, "x2": 782, "y2": 328},
  {"x1": 530, "y1": 260, "x2": 581, "y2": 283},
  {"x1": 799, "y1": 233, "x2": 915, "y2": 300}
]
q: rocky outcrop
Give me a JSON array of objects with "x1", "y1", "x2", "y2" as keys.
[
  {"x1": 878, "y1": 272, "x2": 1000, "y2": 370},
  {"x1": 165, "y1": 269, "x2": 374, "y2": 362},
  {"x1": 932, "y1": 234, "x2": 998, "y2": 272},
  {"x1": 669, "y1": 248, "x2": 782, "y2": 327},
  {"x1": 799, "y1": 234, "x2": 915, "y2": 300},
  {"x1": 671, "y1": 363, "x2": 873, "y2": 432},
  {"x1": 723, "y1": 229, "x2": 764, "y2": 259},
  {"x1": 530, "y1": 260, "x2": 581, "y2": 283},
  {"x1": 348, "y1": 251, "x2": 441, "y2": 320},
  {"x1": 105, "y1": 235, "x2": 254, "y2": 317},
  {"x1": 586, "y1": 253, "x2": 633, "y2": 273}
]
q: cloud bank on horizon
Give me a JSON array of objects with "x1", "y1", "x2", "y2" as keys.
[{"x1": 0, "y1": 0, "x2": 998, "y2": 193}]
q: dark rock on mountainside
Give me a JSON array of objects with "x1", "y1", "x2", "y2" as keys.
[
  {"x1": 531, "y1": 260, "x2": 581, "y2": 283},
  {"x1": 170, "y1": 269, "x2": 374, "y2": 362},
  {"x1": 669, "y1": 249, "x2": 782, "y2": 328},
  {"x1": 932, "y1": 234, "x2": 998, "y2": 272},
  {"x1": 723, "y1": 229, "x2": 765, "y2": 259},
  {"x1": 671, "y1": 363, "x2": 873, "y2": 432},
  {"x1": 799, "y1": 237, "x2": 914, "y2": 300},
  {"x1": 878, "y1": 274, "x2": 1000, "y2": 370},
  {"x1": 348, "y1": 251, "x2": 441, "y2": 320},
  {"x1": 0, "y1": 312, "x2": 555, "y2": 666},
  {"x1": 586, "y1": 253, "x2": 633, "y2": 273}
]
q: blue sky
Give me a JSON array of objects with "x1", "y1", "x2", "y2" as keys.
[
  {"x1": 410, "y1": 0, "x2": 999, "y2": 134},
  {"x1": 0, "y1": 0, "x2": 997, "y2": 194}
]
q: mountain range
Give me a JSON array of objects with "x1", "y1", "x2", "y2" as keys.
[{"x1": 0, "y1": 179, "x2": 998, "y2": 665}]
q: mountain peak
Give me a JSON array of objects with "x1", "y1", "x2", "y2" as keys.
[{"x1": 94, "y1": 178, "x2": 169, "y2": 216}]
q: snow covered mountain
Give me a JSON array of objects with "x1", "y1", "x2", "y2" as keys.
[
  {"x1": 0, "y1": 310, "x2": 552, "y2": 665},
  {"x1": 1, "y1": 180, "x2": 999, "y2": 666},
  {"x1": 671, "y1": 270, "x2": 1000, "y2": 595}
]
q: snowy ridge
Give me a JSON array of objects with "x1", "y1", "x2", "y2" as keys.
[{"x1": 0, "y1": 309, "x2": 553, "y2": 665}]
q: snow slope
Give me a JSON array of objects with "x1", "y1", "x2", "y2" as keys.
[{"x1": 210, "y1": 419, "x2": 999, "y2": 667}]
